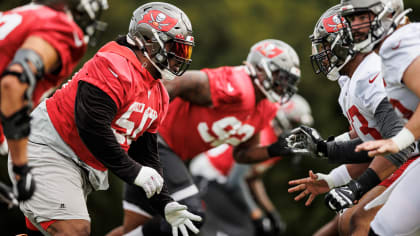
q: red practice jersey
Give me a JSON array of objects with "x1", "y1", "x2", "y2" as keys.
[
  {"x1": 47, "y1": 42, "x2": 169, "y2": 171},
  {"x1": 207, "y1": 121, "x2": 282, "y2": 177},
  {"x1": 0, "y1": 4, "x2": 86, "y2": 105},
  {"x1": 159, "y1": 66, "x2": 278, "y2": 161}
]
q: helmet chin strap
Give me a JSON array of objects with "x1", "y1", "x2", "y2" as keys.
[
  {"x1": 327, "y1": 54, "x2": 353, "y2": 81},
  {"x1": 128, "y1": 35, "x2": 176, "y2": 81},
  {"x1": 253, "y1": 78, "x2": 281, "y2": 103}
]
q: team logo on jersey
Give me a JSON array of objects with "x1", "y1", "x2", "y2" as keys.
[
  {"x1": 323, "y1": 14, "x2": 346, "y2": 33},
  {"x1": 138, "y1": 10, "x2": 178, "y2": 32},
  {"x1": 255, "y1": 42, "x2": 283, "y2": 59},
  {"x1": 368, "y1": 72, "x2": 380, "y2": 84}
]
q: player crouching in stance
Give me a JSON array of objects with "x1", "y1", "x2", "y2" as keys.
[
  {"x1": 107, "y1": 39, "x2": 303, "y2": 236},
  {"x1": 9, "y1": 2, "x2": 201, "y2": 236}
]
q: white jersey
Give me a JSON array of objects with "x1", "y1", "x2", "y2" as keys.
[
  {"x1": 338, "y1": 53, "x2": 386, "y2": 141},
  {"x1": 380, "y1": 23, "x2": 420, "y2": 121}
]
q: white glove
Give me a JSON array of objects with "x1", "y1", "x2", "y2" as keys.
[
  {"x1": 134, "y1": 166, "x2": 164, "y2": 198},
  {"x1": 164, "y1": 201, "x2": 202, "y2": 236},
  {"x1": 0, "y1": 138, "x2": 8, "y2": 156}
]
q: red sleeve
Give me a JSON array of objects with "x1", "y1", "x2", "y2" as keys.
[
  {"x1": 80, "y1": 52, "x2": 140, "y2": 110},
  {"x1": 204, "y1": 66, "x2": 255, "y2": 110},
  {"x1": 30, "y1": 8, "x2": 86, "y2": 78}
]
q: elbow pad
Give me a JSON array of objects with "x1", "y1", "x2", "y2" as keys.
[{"x1": 1, "y1": 48, "x2": 45, "y2": 103}]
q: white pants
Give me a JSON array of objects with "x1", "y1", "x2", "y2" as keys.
[
  {"x1": 9, "y1": 141, "x2": 92, "y2": 225},
  {"x1": 370, "y1": 158, "x2": 420, "y2": 236}
]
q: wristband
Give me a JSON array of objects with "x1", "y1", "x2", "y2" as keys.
[
  {"x1": 391, "y1": 127, "x2": 415, "y2": 151},
  {"x1": 317, "y1": 165, "x2": 352, "y2": 189}
]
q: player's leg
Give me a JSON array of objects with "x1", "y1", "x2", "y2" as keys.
[
  {"x1": 111, "y1": 142, "x2": 205, "y2": 235},
  {"x1": 11, "y1": 141, "x2": 92, "y2": 236},
  {"x1": 313, "y1": 215, "x2": 339, "y2": 236},
  {"x1": 370, "y1": 160, "x2": 420, "y2": 235}
]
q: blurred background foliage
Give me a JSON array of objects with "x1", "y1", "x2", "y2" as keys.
[{"x1": 1, "y1": 0, "x2": 420, "y2": 235}]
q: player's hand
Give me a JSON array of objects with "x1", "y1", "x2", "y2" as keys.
[
  {"x1": 355, "y1": 139, "x2": 399, "y2": 157},
  {"x1": 253, "y1": 216, "x2": 273, "y2": 236},
  {"x1": 164, "y1": 201, "x2": 202, "y2": 236},
  {"x1": 0, "y1": 138, "x2": 8, "y2": 156},
  {"x1": 266, "y1": 210, "x2": 287, "y2": 235},
  {"x1": 324, "y1": 180, "x2": 361, "y2": 212},
  {"x1": 267, "y1": 135, "x2": 310, "y2": 158},
  {"x1": 288, "y1": 170, "x2": 330, "y2": 206},
  {"x1": 134, "y1": 166, "x2": 164, "y2": 198},
  {"x1": 286, "y1": 126, "x2": 328, "y2": 159},
  {"x1": 12, "y1": 163, "x2": 36, "y2": 201}
]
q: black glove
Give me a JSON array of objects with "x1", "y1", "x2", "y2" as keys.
[
  {"x1": 13, "y1": 163, "x2": 36, "y2": 201},
  {"x1": 286, "y1": 125, "x2": 328, "y2": 158},
  {"x1": 266, "y1": 211, "x2": 287, "y2": 235},
  {"x1": 324, "y1": 180, "x2": 362, "y2": 212},
  {"x1": 0, "y1": 182, "x2": 18, "y2": 208},
  {"x1": 253, "y1": 216, "x2": 274, "y2": 236}
]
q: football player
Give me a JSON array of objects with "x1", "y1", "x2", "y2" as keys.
[
  {"x1": 0, "y1": 0, "x2": 107, "y2": 205},
  {"x1": 9, "y1": 2, "x2": 201, "y2": 236},
  {"x1": 189, "y1": 94, "x2": 313, "y2": 236},
  {"x1": 340, "y1": 0, "x2": 420, "y2": 235},
  {"x1": 287, "y1": 4, "x2": 417, "y2": 235},
  {"x1": 107, "y1": 39, "x2": 302, "y2": 236}
]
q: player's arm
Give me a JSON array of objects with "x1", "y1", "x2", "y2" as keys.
[
  {"x1": 356, "y1": 57, "x2": 420, "y2": 155},
  {"x1": 128, "y1": 132, "x2": 173, "y2": 216},
  {"x1": 232, "y1": 133, "x2": 267, "y2": 164},
  {"x1": 75, "y1": 81, "x2": 164, "y2": 200},
  {"x1": 0, "y1": 36, "x2": 59, "y2": 164},
  {"x1": 163, "y1": 70, "x2": 212, "y2": 106}
]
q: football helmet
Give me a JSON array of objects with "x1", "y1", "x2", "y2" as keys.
[
  {"x1": 310, "y1": 5, "x2": 353, "y2": 81},
  {"x1": 33, "y1": 0, "x2": 109, "y2": 43},
  {"x1": 340, "y1": 0, "x2": 411, "y2": 53},
  {"x1": 127, "y1": 2, "x2": 194, "y2": 80},
  {"x1": 273, "y1": 94, "x2": 314, "y2": 132},
  {"x1": 246, "y1": 39, "x2": 301, "y2": 104}
]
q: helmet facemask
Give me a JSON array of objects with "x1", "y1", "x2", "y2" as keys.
[
  {"x1": 340, "y1": 0, "x2": 412, "y2": 53},
  {"x1": 247, "y1": 39, "x2": 301, "y2": 104},
  {"x1": 70, "y1": 0, "x2": 108, "y2": 45},
  {"x1": 257, "y1": 58, "x2": 300, "y2": 104},
  {"x1": 127, "y1": 2, "x2": 194, "y2": 81},
  {"x1": 310, "y1": 5, "x2": 354, "y2": 81}
]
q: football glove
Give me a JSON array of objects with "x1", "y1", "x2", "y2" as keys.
[
  {"x1": 267, "y1": 135, "x2": 309, "y2": 158},
  {"x1": 164, "y1": 201, "x2": 203, "y2": 236},
  {"x1": 0, "y1": 182, "x2": 18, "y2": 208},
  {"x1": 134, "y1": 166, "x2": 164, "y2": 198},
  {"x1": 266, "y1": 210, "x2": 287, "y2": 235},
  {"x1": 12, "y1": 163, "x2": 36, "y2": 201},
  {"x1": 324, "y1": 180, "x2": 362, "y2": 212},
  {"x1": 286, "y1": 125, "x2": 328, "y2": 159}
]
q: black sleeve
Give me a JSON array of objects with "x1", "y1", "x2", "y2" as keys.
[
  {"x1": 128, "y1": 133, "x2": 173, "y2": 216},
  {"x1": 75, "y1": 81, "x2": 142, "y2": 184},
  {"x1": 326, "y1": 138, "x2": 373, "y2": 164},
  {"x1": 374, "y1": 98, "x2": 415, "y2": 167}
]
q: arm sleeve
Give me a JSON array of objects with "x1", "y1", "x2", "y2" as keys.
[
  {"x1": 374, "y1": 98, "x2": 415, "y2": 167},
  {"x1": 326, "y1": 138, "x2": 372, "y2": 164},
  {"x1": 75, "y1": 81, "x2": 142, "y2": 184},
  {"x1": 128, "y1": 132, "x2": 173, "y2": 216}
]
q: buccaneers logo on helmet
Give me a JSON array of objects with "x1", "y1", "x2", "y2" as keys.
[
  {"x1": 323, "y1": 14, "x2": 346, "y2": 33},
  {"x1": 138, "y1": 10, "x2": 178, "y2": 32},
  {"x1": 255, "y1": 42, "x2": 284, "y2": 59}
]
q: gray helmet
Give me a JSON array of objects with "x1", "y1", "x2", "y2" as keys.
[
  {"x1": 127, "y1": 2, "x2": 194, "y2": 80},
  {"x1": 33, "y1": 0, "x2": 108, "y2": 43},
  {"x1": 310, "y1": 5, "x2": 353, "y2": 81},
  {"x1": 273, "y1": 94, "x2": 314, "y2": 132},
  {"x1": 340, "y1": 0, "x2": 409, "y2": 53},
  {"x1": 246, "y1": 39, "x2": 301, "y2": 104}
]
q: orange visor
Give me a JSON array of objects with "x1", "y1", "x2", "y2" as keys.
[{"x1": 171, "y1": 41, "x2": 193, "y2": 60}]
